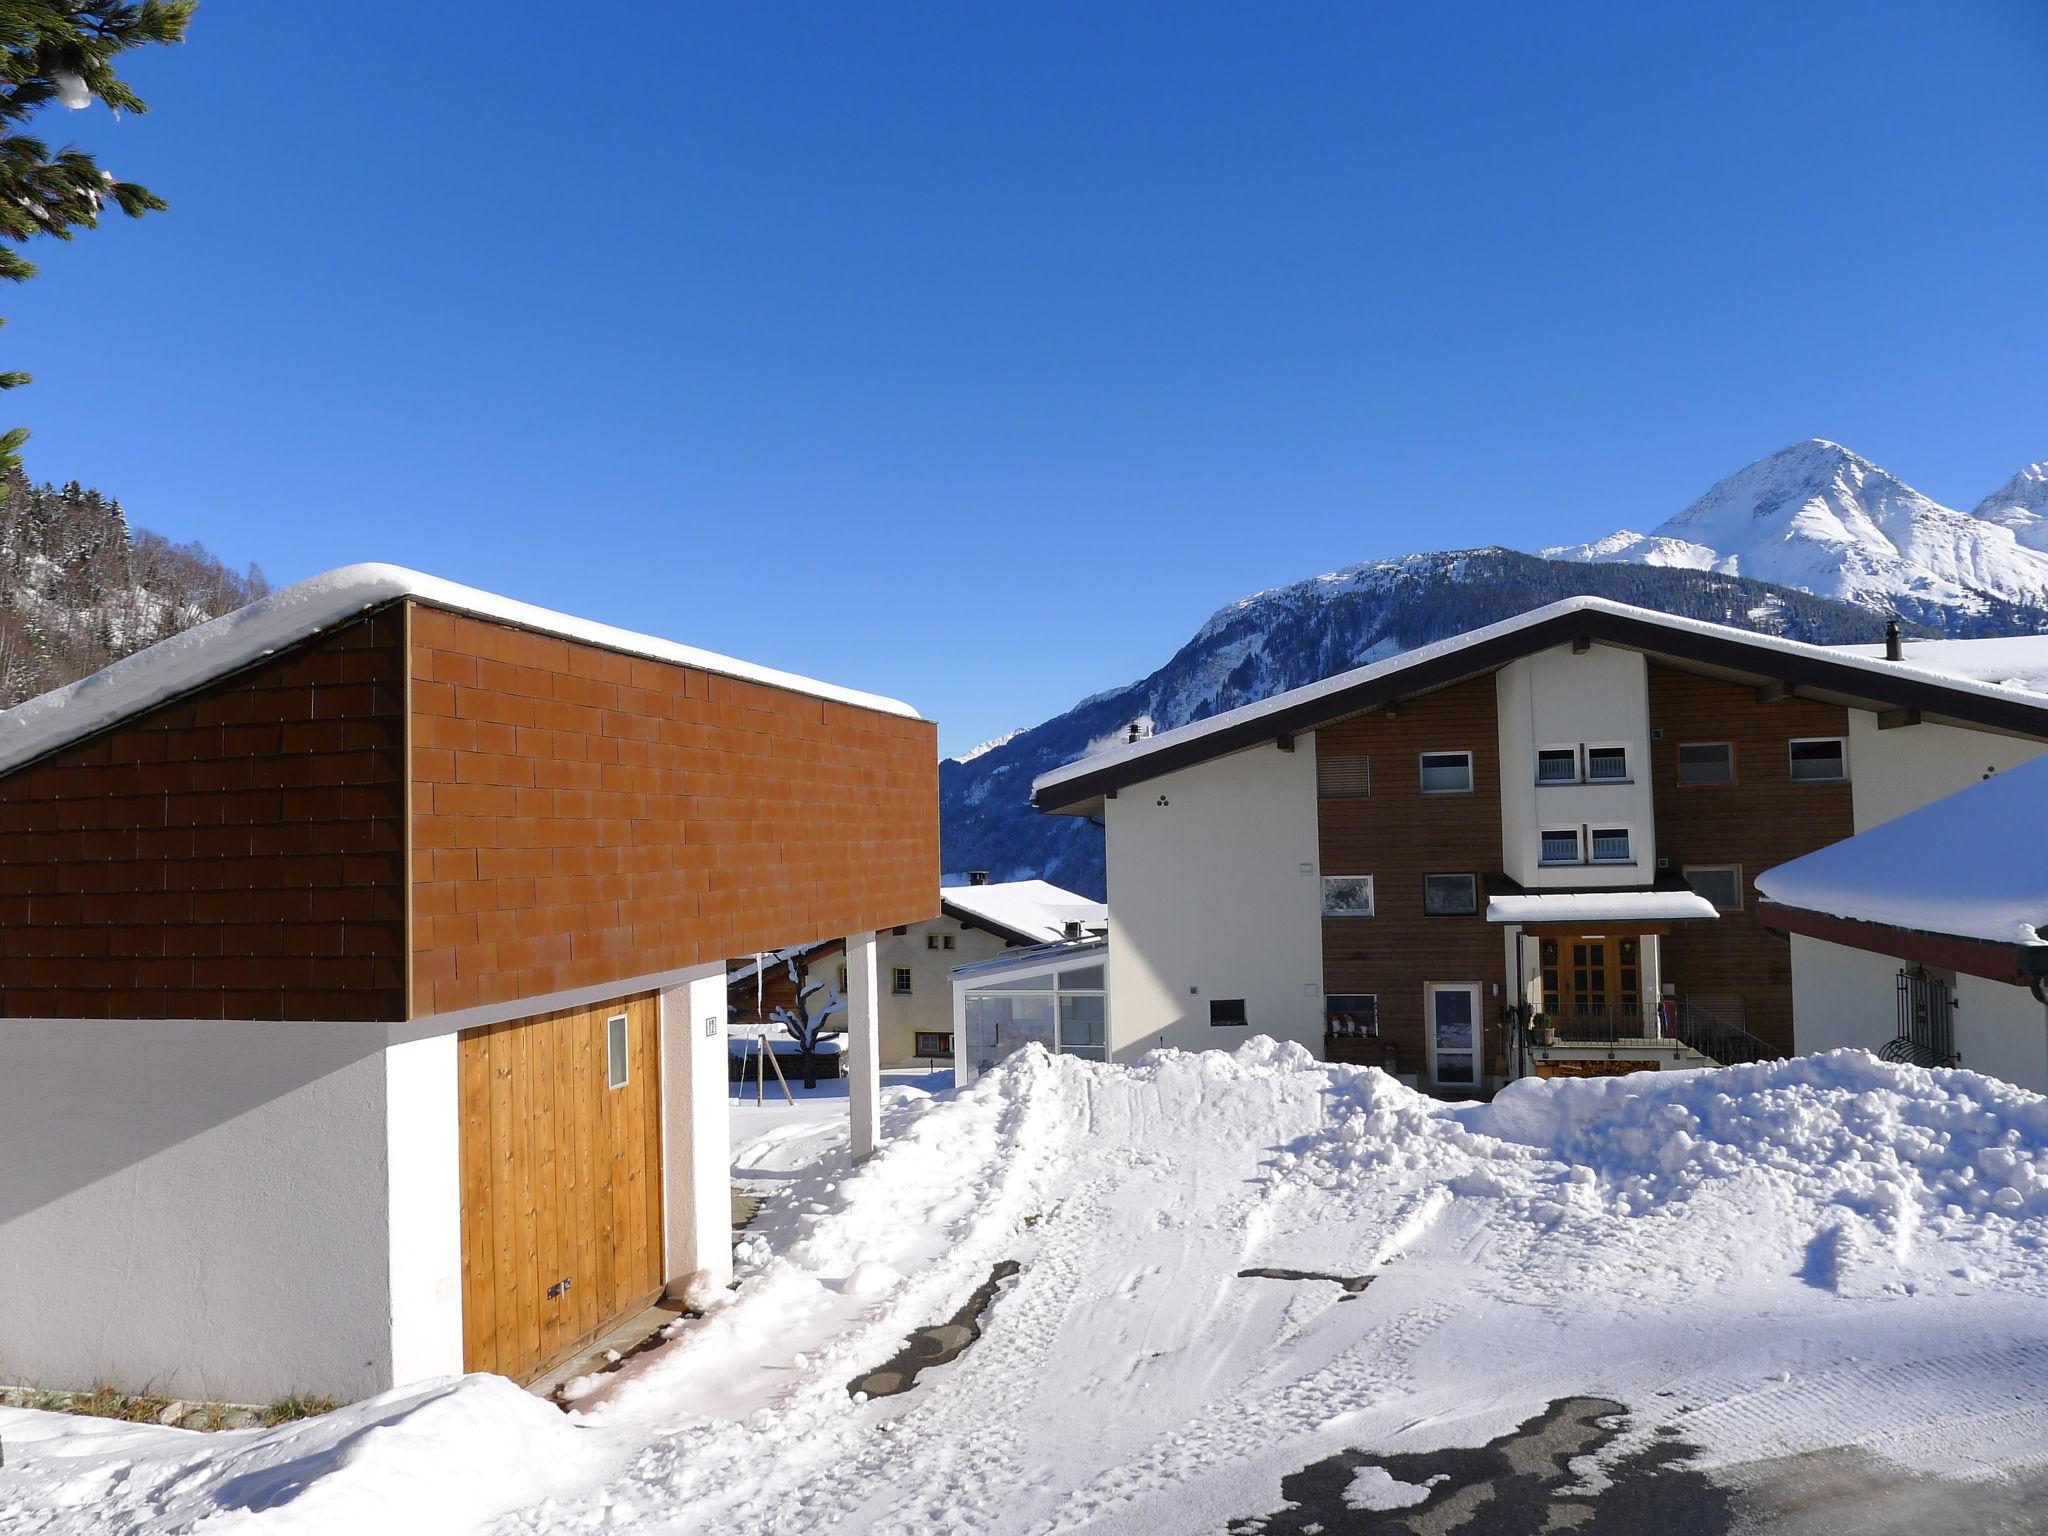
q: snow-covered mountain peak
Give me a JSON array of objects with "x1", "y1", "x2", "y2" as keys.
[
  {"x1": 1973, "y1": 461, "x2": 2048, "y2": 555},
  {"x1": 1549, "y1": 440, "x2": 2048, "y2": 617}
]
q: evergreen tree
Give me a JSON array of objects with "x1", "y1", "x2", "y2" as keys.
[{"x1": 0, "y1": 2, "x2": 196, "y2": 473}]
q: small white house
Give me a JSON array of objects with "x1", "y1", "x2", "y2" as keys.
[{"x1": 1757, "y1": 753, "x2": 2048, "y2": 1093}]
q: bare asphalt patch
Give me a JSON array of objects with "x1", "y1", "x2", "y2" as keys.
[
  {"x1": 1230, "y1": 1396, "x2": 1735, "y2": 1535},
  {"x1": 847, "y1": 1260, "x2": 1022, "y2": 1400}
]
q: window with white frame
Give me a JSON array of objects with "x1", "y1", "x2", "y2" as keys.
[
  {"x1": 1536, "y1": 748, "x2": 1578, "y2": 784},
  {"x1": 1789, "y1": 737, "x2": 1847, "y2": 783},
  {"x1": 1585, "y1": 745, "x2": 1628, "y2": 782},
  {"x1": 1683, "y1": 864, "x2": 1743, "y2": 911},
  {"x1": 1589, "y1": 827, "x2": 1632, "y2": 863},
  {"x1": 1423, "y1": 873, "x2": 1478, "y2": 915},
  {"x1": 1419, "y1": 750, "x2": 1473, "y2": 794},
  {"x1": 1677, "y1": 741, "x2": 1735, "y2": 785},
  {"x1": 605, "y1": 1012, "x2": 630, "y2": 1090},
  {"x1": 892, "y1": 966, "x2": 913, "y2": 994},
  {"x1": 1539, "y1": 828, "x2": 1582, "y2": 865},
  {"x1": 1321, "y1": 875, "x2": 1375, "y2": 917}
]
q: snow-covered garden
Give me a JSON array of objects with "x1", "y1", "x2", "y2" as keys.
[{"x1": 7, "y1": 1044, "x2": 2048, "y2": 1533}]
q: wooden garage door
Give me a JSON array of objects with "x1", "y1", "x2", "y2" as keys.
[{"x1": 457, "y1": 992, "x2": 664, "y2": 1382}]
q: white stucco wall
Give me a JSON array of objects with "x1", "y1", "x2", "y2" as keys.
[
  {"x1": 1102, "y1": 735, "x2": 1324, "y2": 1057},
  {"x1": 661, "y1": 964, "x2": 732, "y2": 1298},
  {"x1": 0, "y1": 1018, "x2": 401, "y2": 1403},
  {"x1": 1845, "y1": 711, "x2": 2048, "y2": 833},
  {"x1": 1496, "y1": 646, "x2": 1656, "y2": 886},
  {"x1": 1787, "y1": 934, "x2": 1904, "y2": 1058},
  {"x1": 1789, "y1": 934, "x2": 2048, "y2": 1095},
  {"x1": 1955, "y1": 972, "x2": 2048, "y2": 1095}
]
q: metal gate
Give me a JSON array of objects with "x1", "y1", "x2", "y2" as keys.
[{"x1": 1885, "y1": 967, "x2": 1959, "y2": 1068}]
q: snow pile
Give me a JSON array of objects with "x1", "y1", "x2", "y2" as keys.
[
  {"x1": 0, "y1": 1375, "x2": 616, "y2": 1536},
  {"x1": 9, "y1": 1044, "x2": 2048, "y2": 1534}
]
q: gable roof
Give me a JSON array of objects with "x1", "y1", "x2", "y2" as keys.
[
  {"x1": 1032, "y1": 596, "x2": 2048, "y2": 814},
  {"x1": 1756, "y1": 754, "x2": 2048, "y2": 950},
  {"x1": 0, "y1": 563, "x2": 922, "y2": 780},
  {"x1": 941, "y1": 879, "x2": 1107, "y2": 946}
]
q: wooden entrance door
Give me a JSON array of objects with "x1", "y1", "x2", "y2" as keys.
[
  {"x1": 457, "y1": 993, "x2": 665, "y2": 1382},
  {"x1": 1539, "y1": 937, "x2": 1642, "y2": 1031}
]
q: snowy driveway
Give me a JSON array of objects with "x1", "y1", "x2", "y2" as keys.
[{"x1": 6, "y1": 1044, "x2": 2048, "y2": 1533}]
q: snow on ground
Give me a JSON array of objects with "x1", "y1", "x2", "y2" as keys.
[
  {"x1": 729, "y1": 1066, "x2": 955, "y2": 1182},
  {"x1": 8, "y1": 1044, "x2": 2048, "y2": 1534}
]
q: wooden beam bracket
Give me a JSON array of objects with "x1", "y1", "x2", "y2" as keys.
[{"x1": 1877, "y1": 707, "x2": 1922, "y2": 731}]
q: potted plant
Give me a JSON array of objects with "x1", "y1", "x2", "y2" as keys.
[{"x1": 1531, "y1": 1012, "x2": 1555, "y2": 1047}]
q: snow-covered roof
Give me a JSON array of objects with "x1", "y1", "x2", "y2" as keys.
[
  {"x1": 1485, "y1": 891, "x2": 1720, "y2": 926},
  {"x1": 1033, "y1": 595, "x2": 2048, "y2": 809},
  {"x1": 942, "y1": 879, "x2": 1107, "y2": 945},
  {"x1": 1757, "y1": 754, "x2": 2048, "y2": 948},
  {"x1": 948, "y1": 933, "x2": 1108, "y2": 984},
  {"x1": 1826, "y1": 635, "x2": 2048, "y2": 700},
  {"x1": 0, "y1": 563, "x2": 922, "y2": 779}
]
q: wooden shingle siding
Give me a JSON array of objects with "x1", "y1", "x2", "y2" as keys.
[
  {"x1": 0, "y1": 609, "x2": 408, "y2": 1020},
  {"x1": 408, "y1": 604, "x2": 939, "y2": 1018},
  {"x1": 1317, "y1": 677, "x2": 1505, "y2": 1079},
  {"x1": 1647, "y1": 665, "x2": 1853, "y2": 1055}
]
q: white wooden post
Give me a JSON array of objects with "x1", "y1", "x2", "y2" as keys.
[
  {"x1": 845, "y1": 931, "x2": 881, "y2": 1161},
  {"x1": 661, "y1": 966, "x2": 733, "y2": 1299}
]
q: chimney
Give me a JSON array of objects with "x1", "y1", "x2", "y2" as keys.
[
  {"x1": 1884, "y1": 618, "x2": 1903, "y2": 662},
  {"x1": 1062, "y1": 920, "x2": 1084, "y2": 940},
  {"x1": 968, "y1": 870, "x2": 989, "y2": 886},
  {"x1": 1126, "y1": 721, "x2": 1143, "y2": 744}
]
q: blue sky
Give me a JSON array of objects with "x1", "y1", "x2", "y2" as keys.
[{"x1": 12, "y1": 3, "x2": 2048, "y2": 754}]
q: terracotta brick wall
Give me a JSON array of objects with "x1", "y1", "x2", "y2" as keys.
[
  {"x1": 0, "y1": 609, "x2": 408, "y2": 1020},
  {"x1": 1648, "y1": 665, "x2": 1853, "y2": 1055},
  {"x1": 1317, "y1": 677, "x2": 1507, "y2": 1079},
  {"x1": 408, "y1": 605, "x2": 939, "y2": 1018}
]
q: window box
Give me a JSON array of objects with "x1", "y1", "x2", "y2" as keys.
[
  {"x1": 1418, "y1": 750, "x2": 1473, "y2": 795},
  {"x1": 1317, "y1": 753, "x2": 1371, "y2": 799},
  {"x1": 1789, "y1": 737, "x2": 1848, "y2": 783},
  {"x1": 1683, "y1": 864, "x2": 1743, "y2": 911},
  {"x1": 1321, "y1": 874, "x2": 1376, "y2": 917},
  {"x1": 1423, "y1": 873, "x2": 1478, "y2": 915},
  {"x1": 1585, "y1": 745, "x2": 1629, "y2": 783},
  {"x1": 1676, "y1": 741, "x2": 1735, "y2": 785},
  {"x1": 1589, "y1": 827, "x2": 1632, "y2": 864}
]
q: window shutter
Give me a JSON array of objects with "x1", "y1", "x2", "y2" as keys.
[{"x1": 1318, "y1": 753, "x2": 1371, "y2": 798}]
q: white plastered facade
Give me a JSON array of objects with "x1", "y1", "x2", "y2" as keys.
[
  {"x1": 0, "y1": 959, "x2": 732, "y2": 1404},
  {"x1": 1100, "y1": 734, "x2": 1325, "y2": 1058},
  {"x1": 1788, "y1": 934, "x2": 2048, "y2": 1095}
]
